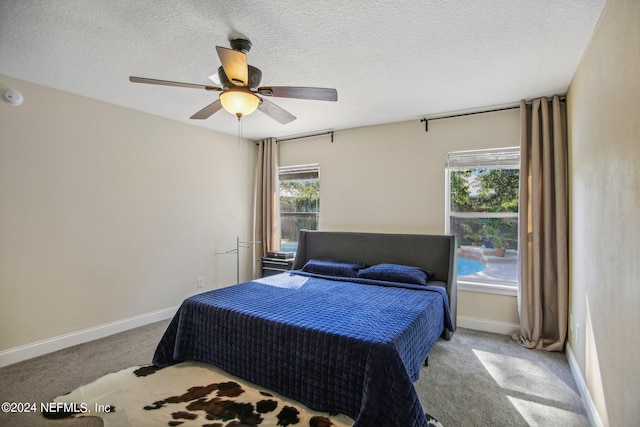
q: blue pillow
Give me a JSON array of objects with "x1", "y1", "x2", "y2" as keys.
[
  {"x1": 301, "y1": 259, "x2": 369, "y2": 278},
  {"x1": 357, "y1": 263, "x2": 434, "y2": 285}
]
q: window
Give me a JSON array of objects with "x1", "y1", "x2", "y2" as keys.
[
  {"x1": 279, "y1": 164, "x2": 320, "y2": 252},
  {"x1": 445, "y1": 148, "x2": 519, "y2": 292}
]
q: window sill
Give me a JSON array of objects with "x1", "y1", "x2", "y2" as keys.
[{"x1": 457, "y1": 280, "x2": 517, "y2": 296}]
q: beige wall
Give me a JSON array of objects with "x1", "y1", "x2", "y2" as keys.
[
  {"x1": 567, "y1": 0, "x2": 640, "y2": 424},
  {"x1": 279, "y1": 109, "x2": 521, "y2": 326},
  {"x1": 0, "y1": 76, "x2": 256, "y2": 351},
  {"x1": 276, "y1": 0, "x2": 637, "y2": 420}
]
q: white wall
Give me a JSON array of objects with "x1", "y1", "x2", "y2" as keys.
[
  {"x1": 279, "y1": 109, "x2": 520, "y2": 328},
  {"x1": 567, "y1": 0, "x2": 640, "y2": 424},
  {"x1": 0, "y1": 75, "x2": 256, "y2": 354}
]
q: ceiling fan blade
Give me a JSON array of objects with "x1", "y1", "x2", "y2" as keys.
[
  {"x1": 216, "y1": 46, "x2": 248, "y2": 87},
  {"x1": 257, "y1": 86, "x2": 337, "y2": 102},
  {"x1": 257, "y1": 97, "x2": 297, "y2": 124},
  {"x1": 190, "y1": 100, "x2": 223, "y2": 120},
  {"x1": 129, "y1": 76, "x2": 221, "y2": 91}
]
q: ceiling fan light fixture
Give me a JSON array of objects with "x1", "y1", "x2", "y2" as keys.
[{"x1": 219, "y1": 89, "x2": 260, "y2": 119}]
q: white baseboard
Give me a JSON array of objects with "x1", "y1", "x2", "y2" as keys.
[
  {"x1": 566, "y1": 343, "x2": 604, "y2": 427},
  {"x1": 457, "y1": 315, "x2": 520, "y2": 335},
  {"x1": 0, "y1": 306, "x2": 178, "y2": 368}
]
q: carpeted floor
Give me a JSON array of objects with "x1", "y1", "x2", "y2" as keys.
[
  {"x1": 0, "y1": 322, "x2": 588, "y2": 426},
  {"x1": 416, "y1": 328, "x2": 589, "y2": 426},
  {"x1": 0, "y1": 321, "x2": 171, "y2": 427}
]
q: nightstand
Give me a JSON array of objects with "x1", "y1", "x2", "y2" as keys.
[{"x1": 260, "y1": 257, "x2": 294, "y2": 277}]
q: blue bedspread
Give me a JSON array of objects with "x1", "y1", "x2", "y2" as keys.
[{"x1": 153, "y1": 272, "x2": 452, "y2": 427}]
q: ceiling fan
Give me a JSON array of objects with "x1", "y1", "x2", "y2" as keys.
[{"x1": 129, "y1": 39, "x2": 338, "y2": 124}]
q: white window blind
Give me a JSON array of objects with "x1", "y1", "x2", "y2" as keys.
[
  {"x1": 279, "y1": 164, "x2": 320, "y2": 180},
  {"x1": 445, "y1": 147, "x2": 520, "y2": 169}
]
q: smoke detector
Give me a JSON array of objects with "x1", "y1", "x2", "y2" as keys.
[{"x1": 2, "y1": 89, "x2": 24, "y2": 106}]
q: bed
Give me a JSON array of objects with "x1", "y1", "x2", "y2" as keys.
[{"x1": 153, "y1": 230, "x2": 457, "y2": 427}]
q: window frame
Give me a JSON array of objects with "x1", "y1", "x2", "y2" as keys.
[{"x1": 444, "y1": 147, "x2": 520, "y2": 296}]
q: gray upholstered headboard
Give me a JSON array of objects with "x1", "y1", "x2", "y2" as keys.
[{"x1": 292, "y1": 230, "x2": 457, "y2": 338}]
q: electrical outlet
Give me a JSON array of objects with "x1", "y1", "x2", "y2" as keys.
[
  {"x1": 197, "y1": 277, "x2": 203, "y2": 288},
  {"x1": 570, "y1": 314, "x2": 573, "y2": 331}
]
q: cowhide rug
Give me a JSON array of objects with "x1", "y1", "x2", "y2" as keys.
[
  {"x1": 43, "y1": 361, "x2": 353, "y2": 426},
  {"x1": 44, "y1": 361, "x2": 443, "y2": 427}
]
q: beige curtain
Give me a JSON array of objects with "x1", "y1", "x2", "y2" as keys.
[
  {"x1": 253, "y1": 138, "x2": 280, "y2": 263},
  {"x1": 514, "y1": 95, "x2": 568, "y2": 351}
]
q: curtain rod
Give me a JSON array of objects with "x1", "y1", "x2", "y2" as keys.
[
  {"x1": 276, "y1": 130, "x2": 334, "y2": 143},
  {"x1": 420, "y1": 96, "x2": 566, "y2": 132}
]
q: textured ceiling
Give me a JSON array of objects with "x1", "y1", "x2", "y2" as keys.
[{"x1": 0, "y1": 0, "x2": 606, "y2": 140}]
